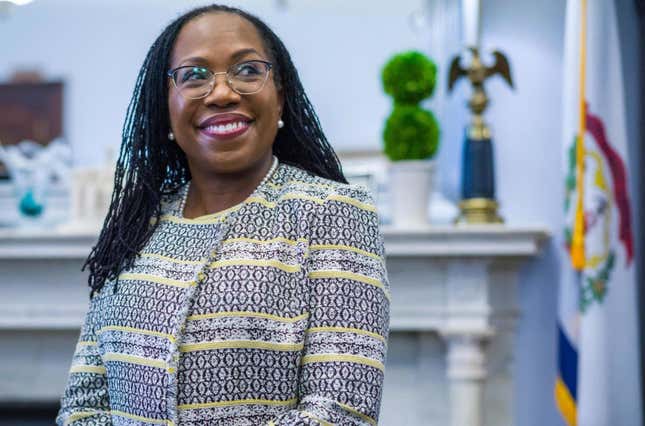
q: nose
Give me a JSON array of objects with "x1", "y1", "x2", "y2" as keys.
[{"x1": 202, "y1": 72, "x2": 240, "y2": 107}]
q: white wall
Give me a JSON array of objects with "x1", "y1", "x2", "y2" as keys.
[
  {"x1": 0, "y1": 1, "x2": 640, "y2": 425},
  {"x1": 0, "y1": 0, "x2": 424, "y2": 166},
  {"x1": 479, "y1": 2, "x2": 565, "y2": 425}
]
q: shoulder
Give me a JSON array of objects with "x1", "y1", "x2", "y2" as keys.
[
  {"x1": 275, "y1": 163, "x2": 377, "y2": 212},
  {"x1": 276, "y1": 165, "x2": 382, "y2": 255},
  {"x1": 276, "y1": 165, "x2": 386, "y2": 260}
]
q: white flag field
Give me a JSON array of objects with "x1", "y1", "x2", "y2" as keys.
[{"x1": 556, "y1": 0, "x2": 642, "y2": 425}]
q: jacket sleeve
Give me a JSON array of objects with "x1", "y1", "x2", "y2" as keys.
[
  {"x1": 56, "y1": 292, "x2": 112, "y2": 426},
  {"x1": 269, "y1": 188, "x2": 390, "y2": 425}
]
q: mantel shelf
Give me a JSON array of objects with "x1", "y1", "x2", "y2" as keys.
[
  {"x1": 0, "y1": 225, "x2": 550, "y2": 259},
  {"x1": 382, "y1": 225, "x2": 549, "y2": 257}
]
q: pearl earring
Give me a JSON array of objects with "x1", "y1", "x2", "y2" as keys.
[
  {"x1": 277, "y1": 119, "x2": 284, "y2": 129},
  {"x1": 168, "y1": 131, "x2": 175, "y2": 141}
]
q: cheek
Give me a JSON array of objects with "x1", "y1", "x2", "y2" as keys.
[
  {"x1": 260, "y1": 94, "x2": 281, "y2": 126},
  {"x1": 168, "y1": 91, "x2": 189, "y2": 127}
]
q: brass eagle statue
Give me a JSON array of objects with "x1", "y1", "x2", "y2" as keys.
[
  {"x1": 448, "y1": 47, "x2": 514, "y2": 224},
  {"x1": 448, "y1": 47, "x2": 513, "y2": 140}
]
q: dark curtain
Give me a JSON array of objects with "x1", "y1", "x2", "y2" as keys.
[{"x1": 635, "y1": 2, "x2": 645, "y2": 425}]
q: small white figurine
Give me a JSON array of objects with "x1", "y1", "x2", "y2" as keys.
[{"x1": 63, "y1": 147, "x2": 116, "y2": 232}]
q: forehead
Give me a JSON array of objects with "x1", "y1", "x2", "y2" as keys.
[{"x1": 171, "y1": 12, "x2": 267, "y2": 66}]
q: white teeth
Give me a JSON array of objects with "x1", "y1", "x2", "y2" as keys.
[{"x1": 205, "y1": 121, "x2": 247, "y2": 134}]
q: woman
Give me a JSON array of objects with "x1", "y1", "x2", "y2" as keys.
[{"x1": 57, "y1": 4, "x2": 389, "y2": 426}]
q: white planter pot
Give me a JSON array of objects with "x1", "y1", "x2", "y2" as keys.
[{"x1": 388, "y1": 160, "x2": 435, "y2": 228}]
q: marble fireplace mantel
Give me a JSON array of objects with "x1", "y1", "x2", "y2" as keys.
[{"x1": 0, "y1": 225, "x2": 549, "y2": 426}]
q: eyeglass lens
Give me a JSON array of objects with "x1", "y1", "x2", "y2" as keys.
[{"x1": 172, "y1": 61, "x2": 270, "y2": 98}]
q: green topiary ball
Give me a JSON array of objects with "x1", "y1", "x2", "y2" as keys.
[
  {"x1": 382, "y1": 51, "x2": 437, "y2": 104},
  {"x1": 383, "y1": 105, "x2": 440, "y2": 161}
]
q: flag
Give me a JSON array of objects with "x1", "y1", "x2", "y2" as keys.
[{"x1": 556, "y1": 0, "x2": 642, "y2": 425}]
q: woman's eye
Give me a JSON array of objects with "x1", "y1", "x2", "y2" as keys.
[
  {"x1": 235, "y1": 63, "x2": 262, "y2": 77},
  {"x1": 181, "y1": 68, "x2": 208, "y2": 82}
]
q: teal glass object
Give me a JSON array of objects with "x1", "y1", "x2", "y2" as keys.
[
  {"x1": 0, "y1": 138, "x2": 72, "y2": 227},
  {"x1": 18, "y1": 188, "x2": 44, "y2": 217}
]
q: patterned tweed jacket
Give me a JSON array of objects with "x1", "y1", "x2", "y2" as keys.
[{"x1": 57, "y1": 163, "x2": 390, "y2": 426}]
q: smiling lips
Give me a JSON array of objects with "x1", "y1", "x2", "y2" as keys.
[{"x1": 198, "y1": 114, "x2": 253, "y2": 140}]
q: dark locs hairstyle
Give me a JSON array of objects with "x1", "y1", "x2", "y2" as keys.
[{"x1": 83, "y1": 4, "x2": 347, "y2": 296}]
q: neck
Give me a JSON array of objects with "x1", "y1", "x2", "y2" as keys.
[{"x1": 183, "y1": 154, "x2": 274, "y2": 218}]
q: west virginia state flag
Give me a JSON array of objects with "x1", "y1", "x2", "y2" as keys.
[{"x1": 557, "y1": 0, "x2": 642, "y2": 425}]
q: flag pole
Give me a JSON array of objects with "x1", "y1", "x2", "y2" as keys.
[{"x1": 571, "y1": 0, "x2": 587, "y2": 270}]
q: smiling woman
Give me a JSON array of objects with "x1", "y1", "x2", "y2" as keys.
[
  {"x1": 56, "y1": 4, "x2": 389, "y2": 426},
  {"x1": 167, "y1": 13, "x2": 283, "y2": 196}
]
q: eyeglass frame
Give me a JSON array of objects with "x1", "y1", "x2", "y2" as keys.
[{"x1": 167, "y1": 60, "x2": 274, "y2": 99}]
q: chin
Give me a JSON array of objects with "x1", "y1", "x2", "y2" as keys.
[{"x1": 198, "y1": 148, "x2": 268, "y2": 176}]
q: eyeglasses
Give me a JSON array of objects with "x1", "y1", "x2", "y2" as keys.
[{"x1": 167, "y1": 60, "x2": 273, "y2": 99}]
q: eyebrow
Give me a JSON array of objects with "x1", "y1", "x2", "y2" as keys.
[
  {"x1": 177, "y1": 48, "x2": 264, "y2": 67},
  {"x1": 231, "y1": 48, "x2": 262, "y2": 61}
]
